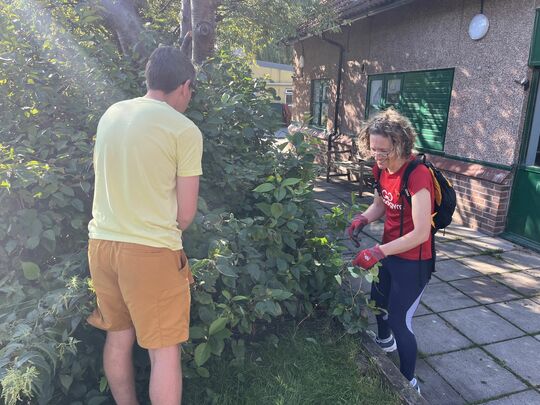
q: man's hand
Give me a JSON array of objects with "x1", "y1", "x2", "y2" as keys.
[
  {"x1": 347, "y1": 214, "x2": 368, "y2": 247},
  {"x1": 352, "y1": 245, "x2": 386, "y2": 270}
]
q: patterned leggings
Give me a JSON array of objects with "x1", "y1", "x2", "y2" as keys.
[{"x1": 371, "y1": 255, "x2": 432, "y2": 380}]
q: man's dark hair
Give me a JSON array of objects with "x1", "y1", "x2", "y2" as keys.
[{"x1": 145, "y1": 46, "x2": 196, "y2": 93}]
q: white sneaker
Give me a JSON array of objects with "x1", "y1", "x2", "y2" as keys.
[
  {"x1": 410, "y1": 377, "x2": 421, "y2": 395},
  {"x1": 374, "y1": 334, "x2": 397, "y2": 353}
]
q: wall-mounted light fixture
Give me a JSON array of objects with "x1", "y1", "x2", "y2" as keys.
[{"x1": 468, "y1": 0, "x2": 489, "y2": 40}]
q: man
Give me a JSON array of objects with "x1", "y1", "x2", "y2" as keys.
[{"x1": 87, "y1": 46, "x2": 202, "y2": 405}]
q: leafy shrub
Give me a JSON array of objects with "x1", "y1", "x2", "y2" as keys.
[{"x1": 0, "y1": 3, "x2": 374, "y2": 403}]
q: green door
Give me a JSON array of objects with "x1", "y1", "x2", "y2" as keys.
[{"x1": 506, "y1": 69, "x2": 540, "y2": 247}]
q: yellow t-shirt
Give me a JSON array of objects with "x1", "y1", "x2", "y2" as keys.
[{"x1": 88, "y1": 97, "x2": 203, "y2": 250}]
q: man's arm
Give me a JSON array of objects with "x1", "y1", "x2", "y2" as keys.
[{"x1": 176, "y1": 176, "x2": 200, "y2": 231}]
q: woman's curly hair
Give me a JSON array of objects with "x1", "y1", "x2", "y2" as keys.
[{"x1": 358, "y1": 108, "x2": 417, "y2": 159}]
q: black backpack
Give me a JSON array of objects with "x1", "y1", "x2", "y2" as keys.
[{"x1": 374, "y1": 154, "x2": 457, "y2": 267}]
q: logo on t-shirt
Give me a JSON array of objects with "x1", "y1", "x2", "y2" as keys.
[{"x1": 381, "y1": 188, "x2": 402, "y2": 210}]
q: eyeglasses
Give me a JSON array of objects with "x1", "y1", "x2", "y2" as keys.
[{"x1": 370, "y1": 149, "x2": 392, "y2": 158}]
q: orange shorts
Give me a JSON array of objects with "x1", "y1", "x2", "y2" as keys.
[{"x1": 87, "y1": 239, "x2": 194, "y2": 349}]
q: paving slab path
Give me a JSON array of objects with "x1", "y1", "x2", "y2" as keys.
[{"x1": 314, "y1": 177, "x2": 540, "y2": 405}]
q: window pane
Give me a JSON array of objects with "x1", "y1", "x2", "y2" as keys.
[
  {"x1": 310, "y1": 79, "x2": 330, "y2": 126},
  {"x1": 312, "y1": 102, "x2": 321, "y2": 126},
  {"x1": 387, "y1": 78, "x2": 401, "y2": 104},
  {"x1": 369, "y1": 79, "x2": 383, "y2": 116},
  {"x1": 321, "y1": 102, "x2": 329, "y2": 127},
  {"x1": 313, "y1": 82, "x2": 321, "y2": 102}
]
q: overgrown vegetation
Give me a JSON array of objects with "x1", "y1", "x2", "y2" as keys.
[
  {"x1": 0, "y1": 1, "x2": 375, "y2": 403},
  {"x1": 183, "y1": 319, "x2": 399, "y2": 405}
]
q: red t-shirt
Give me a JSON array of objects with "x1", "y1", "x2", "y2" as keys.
[{"x1": 374, "y1": 157, "x2": 435, "y2": 260}]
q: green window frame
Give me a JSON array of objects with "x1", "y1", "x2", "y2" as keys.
[
  {"x1": 365, "y1": 68, "x2": 455, "y2": 153},
  {"x1": 310, "y1": 79, "x2": 330, "y2": 127}
]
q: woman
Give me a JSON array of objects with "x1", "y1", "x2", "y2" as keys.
[{"x1": 347, "y1": 108, "x2": 434, "y2": 394}]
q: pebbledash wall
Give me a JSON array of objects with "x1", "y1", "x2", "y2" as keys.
[{"x1": 292, "y1": 0, "x2": 537, "y2": 235}]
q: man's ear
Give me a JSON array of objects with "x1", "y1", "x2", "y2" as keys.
[{"x1": 182, "y1": 80, "x2": 191, "y2": 95}]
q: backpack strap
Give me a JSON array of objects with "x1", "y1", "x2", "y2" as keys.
[
  {"x1": 373, "y1": 164, "x2": 382, "y2": 196},
  {"x1": 399, "y1": 157, "x2": 422, "y2": 237}
]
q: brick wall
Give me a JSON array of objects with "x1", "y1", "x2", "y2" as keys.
[{"x1": 443, "y1": 171, "x2": 511, "y2": 235}]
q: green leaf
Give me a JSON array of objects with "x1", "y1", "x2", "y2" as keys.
[
  {"x1": 334, "y1": 274, "x2": 342, "y2": 285},
  {"x1": 253, "y1": 183, "x2": 275, "y2": 193},
  {"x1": 282, "y1": 178, "x2": 301, "y2": 186},
  {"x1": 208, "y1": 317, "x2": 227, "y2": 336},
  {"x1": 60, "y1": 374, "x2": 73, "y2": 390},
  {"x1": 196, "y1": 367, "x2": 210, "y2": 378},
  {"x1": 268, "y1": 289, "x2": 293, "y2": 300},
  {"x1": 215, "y1": 256, "x2": 238, "y2": 278},
  {"x1": 270, "y1": 203, "x2": 283, "y2": 219},
  {"x1": 255, "y1": 202, "x2": 272, "y2": 216},
  {"x1": 286, "y1": 222, "x2": 298, "y2": 232},
  {"x1": 222, "y1": 290, "x2": 232, "y2": 300},
  {"x1": 276, "y1": 258, "x2": 288, "y2": 272},
  {"x1": 88, "y1": 396, "x2": 109, "y2": 405},
  {"x1": 42, "y1": 229, "x2": 55, "y2": 241},
  {"x1": 246, "y1": 263, "x2": 261, "y2": 281},
  {"x1": 194, "y1": 343, "x2": 212, "y2": 367},
  {"x1": 189, "y1": 326, "x2": 206, "y2": 340},
  {"x1": 231, "y1": 295, "x2": 249, "y2": 302},
  {"x1": 21, "y1": 261, "x2": 40, "y2": 280},
  {"x1": 274, "y1": 187, "x2": 286, "y2": 201},
  {"x1": 25, "y1": 235, "x2": 40, "y2": 249},
  {"x1": 193, "y1": 291, "x2": 213, "y2": 305},
  {"x1": 99, "y1": 376, "x2": 108, "y2": 393}
]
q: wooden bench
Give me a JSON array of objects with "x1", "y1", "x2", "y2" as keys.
[{"x1": 326, "y1": 138, "x2": 375, "y2": 197}]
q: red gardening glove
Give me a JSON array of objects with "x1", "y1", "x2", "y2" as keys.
[
  {"x1": 352, "y1": 245, "x2": 386, "y2": 270},
  {"x1": 347, "y1": 214, "x2": 368, "y2": 247}
]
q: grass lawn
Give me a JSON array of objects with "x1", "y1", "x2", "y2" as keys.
[{"x1": 183, "y1": 319, "x2": 399, "y2": 405}]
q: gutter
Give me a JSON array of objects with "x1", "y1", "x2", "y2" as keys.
[
  {"x1": 321, "y1": 34, "x2": 345, "y2": 181},
  {"x1": 289, "y1": 0, "x2": 418, "y2": 44}
]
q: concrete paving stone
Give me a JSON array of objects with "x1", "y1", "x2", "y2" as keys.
[
  {"x1": 535, "y1": 334, "x2": 540, "y2": 341},
  {"x1": 463, "y1": 236, "x2": 519, "y2": 254},
  {"x1": 361, "y1": 220, "x2": 384, "y2": 242},
  {"x1": 436, "y1": 252, "x2": 452, "y2": 261},
  {"x1": 435, "y1": 232, "x2": 463, "y2": 243},
  {"x1": 445, "y1": 224, "x2": 488, "y2": 239},
  {"x1": 484, "y1": 336, "x2": 540, "y2": 385},
  {"x1": 450, "y1": 277, "x2": 522, "y2": 304},
  {"x1": 341, "y1": 234, "x2": 379, "y2": 254},
  {"x1": 427, "y1": 348, "x2": 527, "y2": 403},
  {"x1": 439, "y1": 307, "x2": 524, "y2": 345},
  {"x1": 532, "y1": 295, "x2": 540, "y2": 305},
  {"x1": 415, "y1": 359, "x2": 466, "y2": 405},
  {"x1": 459, "y1": 254, "x2": 522, "y2": 275},
  {"x1": 492, "y1": 270, "x2": 540, "y2": 297},
  {"x1": 421, "y1": 282, "x2": 479, "y2": 312},
  {"x1": 499, "y1": 250, "x2": 540, "y2": 270},
  {"x1": 487, "y1": 299, "x2": 540, "y2": 334},
  {"x1": 435, "y1": 259, "x2": 484, "y2": 281},
  {"x1": 430, "y1": 273, "x2": 444, "y2": 284},
  {"x1": 414, "y1": 314, "x2": 473, "y2": 355},
  {"x1": 436, "y1": 240, "x2": 483, "y2": 259},
  {"x1": 480, "y1": 390, "x2": 540, "y2": 405},
  {"x1": 414, "y1": 303, "x2": 432, "y2": 317}
]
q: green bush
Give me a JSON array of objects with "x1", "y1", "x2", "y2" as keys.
[{"x1": 0, "y1": 2, "x2": 374, "y2": 403}]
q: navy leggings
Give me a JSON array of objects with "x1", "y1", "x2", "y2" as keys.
[{"x1": 371, "y1": 255, "x2": 432, "y2": 381}]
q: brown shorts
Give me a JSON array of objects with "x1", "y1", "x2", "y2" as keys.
[{"x1": 87, "y1": 239, "x2": 194, "y2": 349}]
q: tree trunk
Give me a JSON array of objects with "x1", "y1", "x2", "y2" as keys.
[
  {"x1": 179, "y1": 0, "x2": 192, "y2": 56},
  {"x1": 191, "y1": 0, "x2": 218, "y2": 64},
  {"x1": 99, "y1": 0, "x2": 149, "y2": 61}
]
